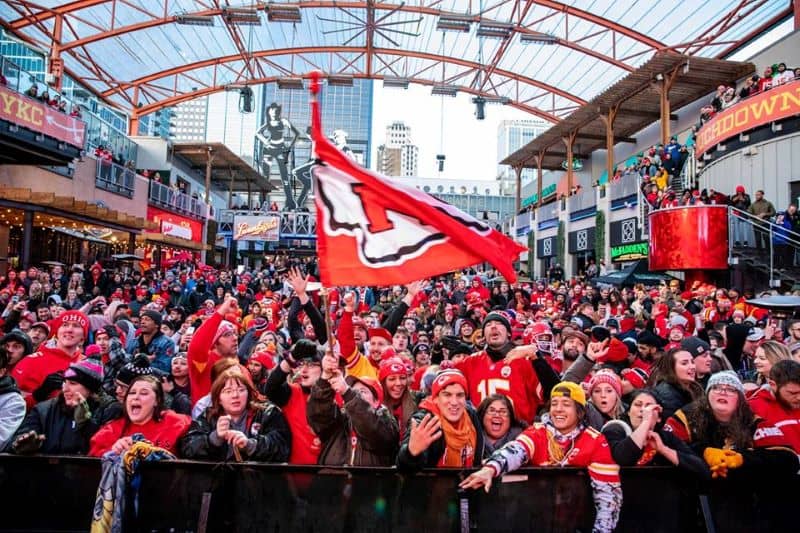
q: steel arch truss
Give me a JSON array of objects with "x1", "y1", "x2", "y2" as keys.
[{"x1": 0, "y1": 0, "x2": 783, "y2": 119}]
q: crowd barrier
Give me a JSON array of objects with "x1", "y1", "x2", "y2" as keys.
[{"x1": 0, "y1": 454, "x2": 794, "y2": 532}]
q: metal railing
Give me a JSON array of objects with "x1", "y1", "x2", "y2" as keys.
[
  {"x1": 218, "y1": 209, "x2": 316, "y2": 239},
  {"x1": 568, "y1": 189, "x2": 597, "y2": 213},
  {"x1": 728, "y1": 206, "x2": 800, "y2": 288},
  {"x1": 609, "y1": 171, "x2": 640, "y2": 201},
  {"x1": 148, "y1": 179, "x2": 208, "y2": 219},
  {"x1": 94, "y1": 158, "x2": 135, "y2": 198}
]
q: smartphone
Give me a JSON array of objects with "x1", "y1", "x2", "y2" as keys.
[
  {"x1": 12, "y1": 296, "x2": 19, "y2": 303},
  {"x1": 186, "y1": 326, "x2": 195, "y2": 335}
]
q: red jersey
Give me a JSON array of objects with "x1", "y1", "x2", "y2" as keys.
[
  {"x1": 514, "y1": 423, "x2": 620, "y2": 483},
  {"x1": 748, "y1": 386, "x2": 800, "y2": 453},
  {"x1": 12, "y1": 344, "x2": 82, "y2": 409},
  {"x1": 187, "y1": 312, "x2": 225, "y2": 406},
  {"x1": 88, "y1": 410, "x2": 191, "y2": 456},
  {"x1": 283, "y1": 383, "x2": 322, "y2": 464},
  {"x1": 456, "y1": 351, "x2": 543, "y2": 424},
  {"x1": 260, "y1": 298, "x2": 283, "y2": 326}
]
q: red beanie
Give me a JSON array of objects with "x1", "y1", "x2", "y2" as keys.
[
  {"x1": 55, "y1": 310, "x2": 90, "y2": 340},
  {"x1": 621, "y1": 367, "x2": 649, "y2": 390},
  {"x1": 367, "y1": 327, "x2": 392, "y2": 342},
  {"x1": 379, "y1": 357, "x2": 406, "y2": 382},
  {"x1": 249, "y1": 350, "x2": 276, "y2": 370},
  {"x1": 431, "y1": 369, "x2": 468, "y2": 398},
  {"x1": 588, "y1": 369, "x2": 622, "y2": 398}
]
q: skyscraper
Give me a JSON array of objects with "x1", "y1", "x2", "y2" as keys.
[
  {"x1": 377, "y1": 121, "x2": 418, "y2": 177},
  {"x1": 171, "y1": 97, "x2": 209, "y2": 142},
  {"x1": 497, "y1": 119, "x2": 549, "y2": 190}
]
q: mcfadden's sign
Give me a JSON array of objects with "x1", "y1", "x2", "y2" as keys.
[
  {"x1": 695, "y1": 80, "x2": 800, "y2": 157},
  {"x1": 233, "y1": 215, "x2": 280, "y2": 241},
  {"x1": 0, "y1": 85, "x2": 86, "y2": 147},
  {"x1": 610, "y1": 242, "x2": 649, "y2": 262}
]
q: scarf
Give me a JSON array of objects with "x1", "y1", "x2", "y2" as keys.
[
  {"x1": 541, "y1": 414, "x2": 584, "y2": 466},
  {"x1": 419, "y1": 397, "x2": 477, "y2": 467}
]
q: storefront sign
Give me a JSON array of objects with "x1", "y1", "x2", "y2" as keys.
[
  {"x1": 0, "y1": 85, "x2": 86, "y2": 147},
  {"x1": 609, "y1": 217, "x2": 639, "y2": 247},
  {"x1": 695, "y1": 80, "x2": 800, "y2": 156},
  {"x1": 610, "y1": 242, "x2": 649, "y2": 261},
  {"x1": 521, "y1": 183, "x2": 557, "y2": 208},
  {"x1": 233, "y1": 215, "x2": 280, "y2": 242},
  {"x1": 568, "y1": 227, "x2": 595, "y2": 253},
  {"x1": 146, "y1": 206, "x2": 203, "y2": 242},
  {"x1": 536, "y1": 236, "x2": 557, "y2": 258}
]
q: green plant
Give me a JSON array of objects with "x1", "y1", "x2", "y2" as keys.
[{"x1": 595, "y1": 210, "x2": 606, "y2": 263}]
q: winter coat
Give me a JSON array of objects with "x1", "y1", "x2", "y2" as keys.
[
  {"x1": 397, "y1": 405, "x2": 485, "y2": 470},
  {"x1": 13, "y1": 394, "x2": 121, "y2": 455},
  {"x1": 135, "y1": 331, "x2": 176, "y2": 374},
  {"x1": 307, "y1": 378, "x2": 399, "y2": 466},
  {"x1": 180, "y1": 404, "x2": 291, "y2": 462},
  {"x1": 653, "y1": 381, "x2": 696, "y2": 421},
  {"x1": 0, "y1": 375, "x2": 25, "y2": 451}
]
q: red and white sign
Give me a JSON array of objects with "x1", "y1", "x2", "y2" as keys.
[
  {"x1": 161, "y1": 220, "x2": 193, "y2": 240},
  {"x1": 146, "y1": 206, "x2": 203, "y2": 242},
  {"x1": 0, "y1": 85, "x2": 86, "y2": 147},
  {"x1": 233, "y1": 215, "x2": 280, "y2": 241},
  {"x1": 308, "y1": 73, "x2": 524, "y2": 286}
]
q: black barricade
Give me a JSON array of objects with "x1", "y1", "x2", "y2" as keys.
[{"x1": 0, "y1": 455, "x2": 795, "y2": 532}]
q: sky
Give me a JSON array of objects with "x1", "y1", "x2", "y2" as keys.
[{"x1": 370, "y1": 83, "x2": 538, "y2": 181}]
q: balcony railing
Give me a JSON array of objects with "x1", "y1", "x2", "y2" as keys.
[
  {"x1": 95, "y1": 158, "x2": 135, "y2": 198},
  {"x1": 219, "y1": 209, "x2": 316, "y2": 239},
  {"x1": 609, "y1": 171, "x2": 640, "y2": 203},
  {"x1": 148, "y1": 179, "x2": 208, "y2": 219}
]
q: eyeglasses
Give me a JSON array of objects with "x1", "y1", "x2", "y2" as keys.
[
  {"x1": 221, "y1": 387, "x2": 248, "y2": 396},
  {"x1": 297, "y1": 360, "x2": 321, "y2": 368},
  {"x1": 487, "y1": 408, "x2": 510, "y2": 417},
  {"x1": 710, "y1": 385, "x2": 738, "y2": 395}
]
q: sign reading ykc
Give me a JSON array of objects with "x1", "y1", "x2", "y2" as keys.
[
  {"x1": 695, "y1": 80, "x2": 800, "y2": 157},
  {"x1": 233, "y1": 215, "x2": 280, "y2": 241},
  {"x1": 0, "y1": 85, "x2": 86, "y2": 147}
]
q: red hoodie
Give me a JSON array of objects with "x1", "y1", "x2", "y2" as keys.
[
  {"x1": 88, "y1": 410, "x2": 191, "y2": 456},
  {"x1": 12, "y1": 344, "x2": 82, "y2": 409},
  {"x1": 187, "y1": 312, "x2": 225, "y2": 406},
  {"x1": 748, "y1": 386, "x2": 800, "y2": 453}
]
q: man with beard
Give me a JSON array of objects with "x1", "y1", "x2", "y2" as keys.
[
  {"x1": 750, "y1": 360, "x2": 800, "y2": 453},
  {"x1": 632, "y1": 330, "x2": 665, "y2": 373},
  {"x1": 560, "y1": 327, "x2": 589, "y2": 374},
  {"x1": 454, "y1": 312, "x2": 544, "y2": 424},
  {"x1": 339, "y1": 291, "x2": 394, "y2": 380},
  {"x1": 1, "y1": 331, "x2": 33, "y2": 371},
  {"x1": 264, "y1": 339, "x2": 324, "y2": 464}
]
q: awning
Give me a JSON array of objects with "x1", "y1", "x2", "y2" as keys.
[
  {"x1": 171, "y1": 142, "x2": 270, "y2": 193},
  {"x1": 0, "y1": 187, "x2": 156, "y2": 232},
  {"x1": 593, "y1": 260, "x2": 676, "y2": 287},
  {"x1": 140, "y1": 233, "x2": 210, "y2": 251}
]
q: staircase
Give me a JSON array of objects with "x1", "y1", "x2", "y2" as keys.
[{"x1": 728, "y1": 207, "x2": 800, "y2": 290}]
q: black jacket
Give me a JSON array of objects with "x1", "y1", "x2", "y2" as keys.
[
  {"x1": 180, "y1": 404, "x2": 291, "y2": 462},
  {"x1": 653, "y1": 381, "x2": 696, "y2": 421},
  {"x1": 601, "y1": 418, "x2": 710, "y2": 478},
  {"x1": 307, "y1": 378, "x2": 399, "y2": 466},
  {"x1": 397, "y1": 405, "x2": 485, "y2": 470},
  {"x1": 13, "y1": 394, "x2": 121, "y2": 455}
]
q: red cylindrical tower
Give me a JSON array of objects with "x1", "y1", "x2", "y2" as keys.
[{"x1": 649, "y1": 205, "x2": 729, "y2": 271}]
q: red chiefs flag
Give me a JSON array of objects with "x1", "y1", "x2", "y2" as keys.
[{"x1": 308, "y1": 73, "x2": 525, "y2": 286}]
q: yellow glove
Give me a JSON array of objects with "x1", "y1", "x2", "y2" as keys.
[{"x1": 703, "y1": 448, "x2": 744, "y2": 478}]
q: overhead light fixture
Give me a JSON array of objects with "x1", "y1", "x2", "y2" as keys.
[
  {"x1": 481, "y1": 95, "x2": 511, "y2": 104},
  {"x1": 175, "y1": 14, "x2": 216, "y2": 26},
  {"x1": 682, "y1": 61, "x2": 690, "y2": 74},
  {"x1": 382, "y1": 77, "x2": 410, "y2": 89},
  {"x1": 436, "y1": 14, "x2": 473, "y2": 32},
  {"x1": 473, "y1": 96, "x2": 486, "y2": 120},
  {"x1": 277, "y1": 77, "x2": 304, "y2": 90},
  {"x1": 265, "y1": 4, "x2": 302, "y2": 22},
  {"x1": 476, "y1": 21, "x2": 514, "y2": 39},
  {"x1": 432, "y1": 84, "x2": 458, "y2": 96},
  {"x1": 327, "y1": 75, "x2": 354, "y2": 87},
  {"x1": 223, "y1": 7, "x2": 261, "y2": 25},
  {"x1": 655, "y1": 73, "x2": 664, "y2": 81},
  {"x1": 519, "y1": 32, "x2": 557, "y2": 44}
]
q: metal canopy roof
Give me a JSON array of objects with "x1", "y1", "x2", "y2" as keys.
[
  {"x1": 171, "y1": 142, "x2": 270, "y2": 192},
  {"x1": 0, "y1": 0, "x2": 791, "y2": 124},
  {"x1": 502, "y1": 51, "x2": 756, "y2": 170}
]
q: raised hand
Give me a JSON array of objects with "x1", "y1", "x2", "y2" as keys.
[
  {"x1": 216, "y1": 414, "x2": 232, "y2": 440},
  {"x1": 407, "y1": 413, "x2": 442, "y2": 457},
  {"x1": 287, "y1": 267, "x2": 309, "y2": 301},
  {"x1": 216, "y1": 296, "x2": 239, "y2": 317}
]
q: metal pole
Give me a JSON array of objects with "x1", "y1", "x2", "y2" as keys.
[{"x1": 769, "y1": 223, "x2": 774, "y2": 287}]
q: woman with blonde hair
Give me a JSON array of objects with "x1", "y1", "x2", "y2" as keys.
[{"x1": 752, "y1": 340, "x2": 792, "y2": 388}]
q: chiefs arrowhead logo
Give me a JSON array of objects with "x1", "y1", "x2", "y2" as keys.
[{"x1": 314, "y1": 164, "x2": 491, "y2": 267}]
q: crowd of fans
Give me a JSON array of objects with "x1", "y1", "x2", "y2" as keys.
[
  {"x1": 21, "y1": 83, "x2": 82, "y2": 118},
  {"x1": 1, "y1": 259, "x2": 800, "y2": 530},
  {"x1": 699, "y1": 62, "x2": 799, "y2": 126}
]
